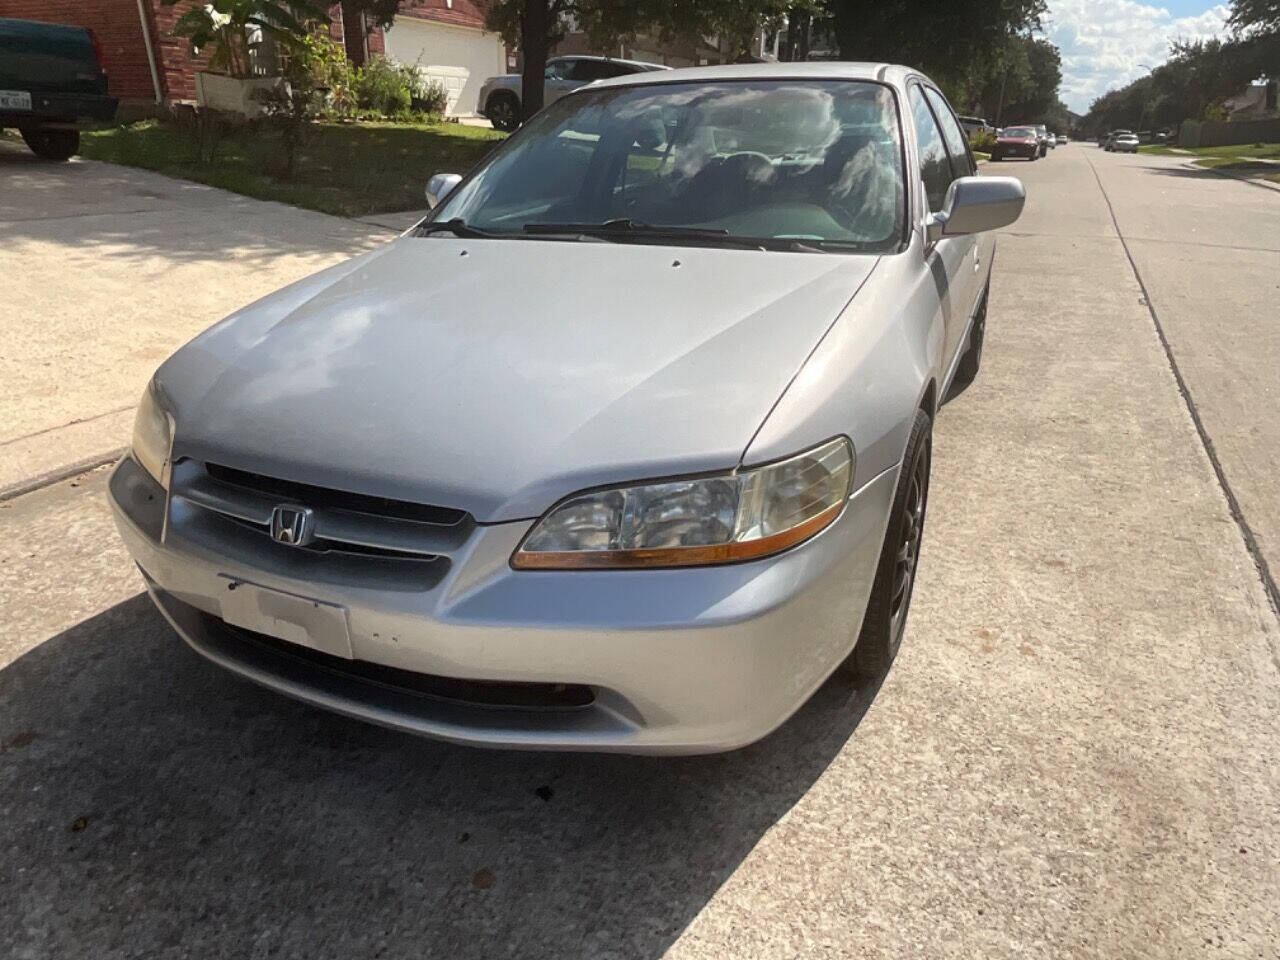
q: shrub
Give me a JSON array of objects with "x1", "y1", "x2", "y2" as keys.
[
  {"x1": 396, "y1": 62, "x2": 449, "y2": 116},
  {"x1": 253, "y1": 32, "x2": 347, "y2": 177},
  {"x1": 353, "y1": 56, "x2": 412, "y2": 116},
  {"x1": 968, "y1": 130, "x2": 997, "y2": 153}
]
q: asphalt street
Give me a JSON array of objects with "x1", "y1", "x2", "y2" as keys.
[{"x1": 2, "y1": 144, "x2": 1279, "y2": 959}]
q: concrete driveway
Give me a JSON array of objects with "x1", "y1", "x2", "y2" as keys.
[
  {"x1": 0, "y1": 140, "x2": 392, "y2": 494},
  {"x1": 2, "y1": 145, "x2": 1279, "y2": 958}
]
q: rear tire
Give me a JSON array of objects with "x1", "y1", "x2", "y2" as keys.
[
  {"x1": 20, "y1": 127, "x2": 79, "y2": 161},
  {"x1": 842, "y1": 409, "x2": 932, "y2": 679},
  {"x1": 485, "y1": 92, "x2": 520, "y2": 133}
]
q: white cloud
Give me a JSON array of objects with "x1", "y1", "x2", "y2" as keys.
[{"x1": 1045, "y1": 0, "x2": 1230, "y2": 112}]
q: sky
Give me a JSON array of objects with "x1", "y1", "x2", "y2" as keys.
[{"x1": 1045, "y1": 0, "x2": 1232, "y2": 112}]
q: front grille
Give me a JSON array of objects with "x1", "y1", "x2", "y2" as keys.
[
  {"x1": 167, "y1": 460, "x2": 475, "y2": 586},
  {"x1": 205, "y1": 463, "x2": 467, "y2": 527},
  {"x1": 225, "y1": 623, "x2": 596, "y2": 711}
]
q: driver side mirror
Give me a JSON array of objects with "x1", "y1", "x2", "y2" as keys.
[
  {"x1": 926, "y1": 176, "x2": 1025, "y2": 241},
  {"x1": 425, "y1": 172, "x2": 462, "y2": 209}
]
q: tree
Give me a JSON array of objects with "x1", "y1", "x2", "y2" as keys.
[
  {"x1": 827, "y1": 0, "x2": 1047, "y2": 96},
  {"x1": 485, "y1": 0, "x2": 823, "y2": 120},
  {"x1": 1228, "y1": 0, "x2": 1280, "y2": 34},
  {"x1": 484, "y1": 0, "x2": 569, "y2": 119},
  {"x1": 1081, "y1": 31, "x2": 1279, "y2": 135},
  {"x1": 162, "y1": 0, "x2": 327, "y2": 77}
]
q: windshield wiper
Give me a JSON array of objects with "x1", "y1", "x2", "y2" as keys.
[
  {"x1": 415, "y1": 218, "x2": 503, "y2": 239},
  {"x1": 523, "y1": 219, "x2": 844, "y2": 253},
  {"x1": 524, "y1": 218, "x2": 729, "y2": 241}
]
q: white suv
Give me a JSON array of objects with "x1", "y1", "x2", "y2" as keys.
[{"x1": 479, "y1": 56, "x2": 669, "y2": 131}]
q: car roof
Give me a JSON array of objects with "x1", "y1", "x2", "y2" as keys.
[
  {"x1": 586, "y1": 61, "x2": 927, "y2": 91},
  {"x1": 551, "y1": 54, "x2": 670, "y2": 71}
]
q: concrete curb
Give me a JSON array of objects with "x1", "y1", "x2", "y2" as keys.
[
  {"x1": 1183, "y1": 159, "x2": 1280, "y2": 194},
  {"x1": 0, "y1": 448, "x2": 125, "y2": 503}
]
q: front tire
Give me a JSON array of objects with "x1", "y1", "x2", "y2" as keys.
[
  {"x1": 485, "y1": 92, "x2": 520, "y2": 133},
  {"x1": 843, "y1": 409, "x2": 932, "y2": 679},
  {"x1": 21, "y1": 127, "x2": 79, "y2": 161}
]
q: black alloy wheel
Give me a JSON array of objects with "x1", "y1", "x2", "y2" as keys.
[
  {"x1": 486, "y1": 93, "x2": 520, "y2": 133},
  {"x1": 843, "y1": 409, "x2": 932, "y2": 679}
]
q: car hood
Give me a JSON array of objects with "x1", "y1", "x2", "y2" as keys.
[{"x1": 158, "y1": 237, "x2": 878, "y2": 522}]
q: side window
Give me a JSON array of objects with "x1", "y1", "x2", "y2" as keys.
[
  {"x1": 925, "y1": 87, "x2": 974, "y2": 178},
  {"x1": 569, "y1": 59, "x2": 608, "y2": 82},
  {"x1": 908, "y1": 84, "x2": 953, "y2": 214},
  {"x1": 595, "y1": 61, "x2": 635, "y2": 79},
  {"x1": 544, "y1": 59, "x2": 574, "y2": 81}
]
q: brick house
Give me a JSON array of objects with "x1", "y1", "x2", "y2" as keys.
[{"x1": 0, "y1": 0, "x2": 503, "y2": 115}]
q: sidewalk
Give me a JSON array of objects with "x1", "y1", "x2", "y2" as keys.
[{"x1": 0, "y1": 142, "x2": 393, "y2": 497}]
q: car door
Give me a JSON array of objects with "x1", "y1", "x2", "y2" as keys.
[
  {"x1": 923, "y1": 85, "x2": 985, "y2": 357},
  {"x1": 543, "y1": 59, "x2": 579, "y2": 105},
  {"x1": 907, "y1": 83, "x2": 975, "y2": 382}
]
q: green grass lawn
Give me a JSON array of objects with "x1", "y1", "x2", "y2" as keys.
[
  {"x1": 1138, "y1": 141, "x2": 1280, "y2": 183},
  {"x1": 1140, "y1": 141, "x2": 1280, "y2": 158},
  {"x1": 74, "y1": 119, "x2": 506, "y2": 217}
]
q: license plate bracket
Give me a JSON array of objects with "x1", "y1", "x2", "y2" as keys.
[
  {"x1": 218, "y1": 576, "x2": 353, "y2": 659},
  {"x1": 0, "y1": 90, "x2": 32, "y2": 110}
]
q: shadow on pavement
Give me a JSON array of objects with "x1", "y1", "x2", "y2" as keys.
[
  {"x1": 1, "y1": 594, "x2": 879, "y2": 959},
  {"x1": 0, "y1": 140, "x2": 387, "y2": 265},
  {"x1": 1138, "y1": 162, "x2": 1280, "y2": 185}
]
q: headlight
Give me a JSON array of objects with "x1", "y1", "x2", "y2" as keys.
[
  {"x1": 512, "y1": 437, "x2": 853, "y2": 569},
  {"x1": 132, "y1": 381, "x2": 174, "y2": 489}
]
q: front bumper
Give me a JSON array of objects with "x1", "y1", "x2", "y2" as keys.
[
  {"x1": 994, "y1": 143, "x2": 1037, "y2": 158},
  {"x1": 108, "y1": 456, "x2": 896, "y2": 754}
]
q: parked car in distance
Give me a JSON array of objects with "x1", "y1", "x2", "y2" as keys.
[
  {"x1": 957, "y1": 114, "x2": 990, "y2": 139},
  {"x1": 1056, "y1": 134, "x2": 1068, "y2": 144},
  {"x1": 1109, "y1": 132, "x2": 1140, "y2": 153},
  {"x1": 479, "y1": 55, "x2": 668, "y2": 131},
  {"x1": 0, "y1": 17, "x2": 117, "y2": 159},
  {"x1": 990, "y1": 124, "x2": 1040, "y2": 161},
  {"x1": 110, "y1": 62, "x2": 1025, "y2": 755},
  {"x1": 1045, "y1": 131, "x2": 1057, "y2": 149},
  {"x1": 1035, "y1": 124, "x2": 1050, "y2": 156},
  {"x1": 1101, "y1": 129, "x2": 1132, "y2": 150}
]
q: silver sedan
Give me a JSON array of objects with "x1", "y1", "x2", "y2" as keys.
[{"x1": 109, "y1": 62, "x2": 1024, "y2": 754}]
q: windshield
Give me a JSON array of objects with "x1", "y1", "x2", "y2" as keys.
[
  {"x1": 1003, "y1": 127, "x2": 1035, "y2": 137},
  {"x1": 431, "y1": 79, "x2": 905, "y2": 252}
]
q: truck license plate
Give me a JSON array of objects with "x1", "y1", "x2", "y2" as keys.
[{"x1": 0, "y1": 90, "x2": 32, "y2": 110}]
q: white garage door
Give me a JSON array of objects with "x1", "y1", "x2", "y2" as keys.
[{"x1": 383, "y1": 17, "x2": 505, "y2": 117}]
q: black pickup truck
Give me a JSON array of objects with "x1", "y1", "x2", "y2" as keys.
[{"x1": 1, "y1": 17, "x2": 118, "y2": 160}]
